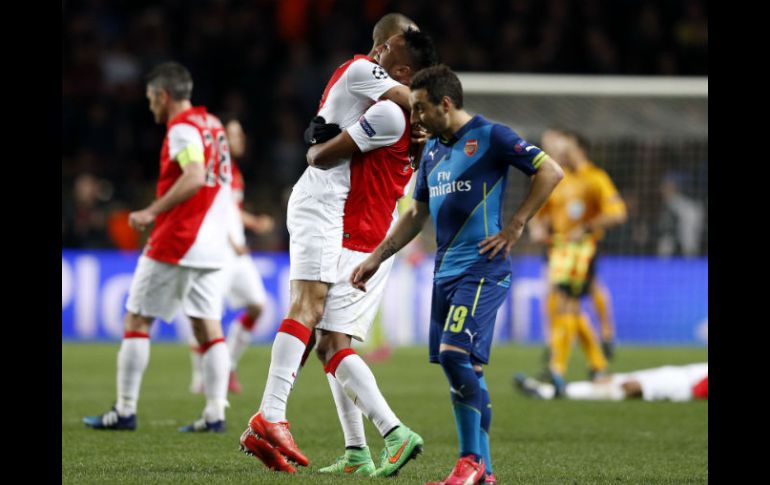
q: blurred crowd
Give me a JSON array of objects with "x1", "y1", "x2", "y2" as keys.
[{"x1": 62, "y1": 0, "x2": 707, "y2": 253}]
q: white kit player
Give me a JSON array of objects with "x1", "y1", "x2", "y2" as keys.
[
  {"x1": 515, "y1": 363, "x2": 709, "y2": 401},
  {"x1": 188, "y1": 118, "x2": 273, "y2": 395},
  {"x1": 307, "y1": 28, "x2": 438, "y2": 477},
  {"x1": 84, "y1": 62, "x2": 233, "y2": 433},
  {"x1": 237, "y1": 15, "x2": 431, "y2": 475}
]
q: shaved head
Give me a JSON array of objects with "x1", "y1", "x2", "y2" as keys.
[{"x1": 372, "y1": 13, "x2": 418, "y2": 45}]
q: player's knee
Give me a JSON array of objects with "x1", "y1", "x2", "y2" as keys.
[
  {"x1": 315, "y1": 337, "x2": 331, "y2": 363},
  {"x1": 308, "y1": 302, "x2": 325, "y2": 326},
  {"x1": 287, "y1": 301, "x2": 324, "y2": 327},
  {"x1": 247, "y1": 304, "x2": 263, "y2": 319},
  {"x1": 437, "y1": 348, "x2": 469, "y2": 368},
  {"x1": 124, "y1": 312, "x2": 152, "y2": 333},
  {"x1": 316, "y1": 332, "x2": 349, "y2": 364},
  {"x1": 190, "y1": 318, "x2": 223, "y2": 343}
]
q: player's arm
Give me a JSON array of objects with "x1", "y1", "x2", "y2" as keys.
[
  {"x1": 307, "y1": 101, "x2": 405, "y2": 169},
  {"x1": 479, "y1": 155, "x2": 564, "y2": 259},
  {"x1": 582, "y1": 208, "x2": 627, "y2": 234},
  {"x1": 584, "y1": 173, "x2": 627, "y2": 233},
  {"x1": 129, "y1": 133, "x2": 206, "y2": 231},
  {"x1": 528, "y1": 213, "x2": 551, "y2": 244},
  {"x1": 380, "y1": 84, "x2": 411, "y2": 112},
  {"x1": 528, "y1": 196, "x2": 553, "y2": 244},
  {"x1": 306, "y1": 131, "x2": 359, "y2": 169},
  {"x1": 241, "y1": 210, "x2": 275, "y2": 235},
  {"x1": 351, "y1": 200, "x2": 430, "y2": 291},
  {"x1": 348, "y1": 59, "x2": 410, "y2": 112}
]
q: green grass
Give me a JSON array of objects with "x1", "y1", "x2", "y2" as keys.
[{"x1": 62, "y1": 343, "x2": 707, "y2": 484}]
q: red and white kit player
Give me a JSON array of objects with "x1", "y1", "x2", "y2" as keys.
[
  {"x1": 84, "y1": 62, "x2": 233, "y2": 433},
  {"x1": 305, "y1": 28, "x2": 439, "y2": 477},
  {"x1": 238, "y1": 15, "x2": 430, "y2": 475},
  {"x1": 189, "y1": 118, "x2": 273, "y2": 395},
  {"x1": 516, "y1": 362, "x2": 708, "y2": 401}
]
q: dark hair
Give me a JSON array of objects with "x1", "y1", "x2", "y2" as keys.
[
  {"x1": 373, "y1": 13, "x2": 417, "y2": 45},
  {"x1": 145, "y1": 61, "x2": 193, "y2": 101},
  {"x1": 551, "y1": 126, "x2": 591, "y2": 153},
  {"x1": 402, "y1": 28, "x2": 439, "y2": 72},
  {"x1": 410, "y1": 64, "x2": 463, "y2": 108}
]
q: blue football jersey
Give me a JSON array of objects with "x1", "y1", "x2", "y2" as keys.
[{"x1": 414, "y1": 115, "x2": 546, "y2": 280}]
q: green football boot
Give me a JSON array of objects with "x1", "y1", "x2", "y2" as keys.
[
  {"x1": 318, "y1": 445, "x2": 376, "y2": 476},
  {"x1": 372, "y1": 425, "x2": 424, "y2": 477}
]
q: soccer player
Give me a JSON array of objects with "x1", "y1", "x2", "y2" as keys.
[
  {"x1": 302, "y1": 29, "x2": 438, "y2": 477},
  {"x1": 515, "y1": 363, "x2": 708, "y2": 401},
  {"x1": 84, "y1": 62, "x2": 233, "y2": 433},
  {"x1": 237, "y1": 14, "x2": 423, "y2": 473},
  {"x1": 360, "y1": 173, "x2": 431, "y2": 365},
  {"x1": 351, "y1": 65, "x2": 564, "y2": 485},
  {"x1": 188, "y1": 117, "x2": 274, "y2": 395},
  {"x1": 532, "y1": 127, "x2": 627, "y2": 395}
]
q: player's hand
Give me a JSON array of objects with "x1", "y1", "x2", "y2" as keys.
[
  {"x1": 568, "y1": 224, "x2": 587, "y2": 242},
  {"x1": 411, "y1": 122, "x2": 429, "y2": 145},
  {"x1": 350, "y1": 256, "x2": 381, "y2": 292},
  {"x1": 478, "y1": 222, "x2": 525, "y2": 260},
  {"x1": 247, "y1": 214, "x2": 275, "y2": 234},
  {"x1": 409, "y1": 123, "x2": 430, "y2": 168},
  {"x1": 128, "y1": 209, "x2": 156, "y2": 232},
  {"x1": 303, "y1": 116, "x2": 341, "y2": 146}
]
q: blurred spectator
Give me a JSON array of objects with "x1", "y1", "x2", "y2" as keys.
[
  {"x1": 656, "y1": 172, "x2": 704, "y2": 257},
  {"x1": 62, "y1": 0, "x2": 707, "y2": 251},
  {"x1": 62, "y1": 173, "x2": 114, "y2": 248}
]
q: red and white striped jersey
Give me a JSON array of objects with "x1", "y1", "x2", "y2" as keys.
[
  {"x1": 342, "y1": 101, "x2": 413, "y2": 252},
  {"x1": 145, "y1": 106, "x2": 232, "y2": 268},
  {"x1": 293, "y1": 55, "x2": 401, "y2": 205}
]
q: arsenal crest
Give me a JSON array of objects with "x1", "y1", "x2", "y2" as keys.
[{"x1": 464, "y1": 139, "x2": 478, "y2": 157}]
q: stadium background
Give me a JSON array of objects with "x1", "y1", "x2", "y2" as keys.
[
  {"x1": 62, "y1": 0, "x2": 707, "y2": 346},
  {"x1": 61, "y1": 2, "x2": 708, "y2": 484}
]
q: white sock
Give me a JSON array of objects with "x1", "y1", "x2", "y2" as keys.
[
  {"x1": 116, "y1": 336, "x2": 150, "y2": 416},
  {"x1": 202, "y1": 340, "x2": 230, "y2": 422},
  {"x1": 334, "y1": 353, "x2": 400, "y2": 437},
  {"x1": 566, "y1": 381, "x2": 625, "y2": 401},
  {"x1": 327, "y1": 373, "x2": 366, "y2": 448},
  {"x1": 260, "y1": 329, "x2": 307, "y2": 422},
  {"x1": 226, "y1": 320, "x2": 253, "y2": 371}
]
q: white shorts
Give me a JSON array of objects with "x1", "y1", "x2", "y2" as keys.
[
  {"x1": 125, "y1": 255, "x2": 226, "y2": 322},
  {"x1": 316, "y1": 247, "x2": 394, "y2": 342},
  {"x1": 287, "y1": 188, "x2": 344, "y2": 283},
  {"x1": 612, "y1": 363, "x2": 708, "y2": 402},
  {"x1": 223, "y1": 253, "x2": 267, "y2": 309}
]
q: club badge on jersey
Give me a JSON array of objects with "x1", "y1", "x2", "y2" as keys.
[{"x1": 464, "y1": 139, "x2": 478, "y2": 157}]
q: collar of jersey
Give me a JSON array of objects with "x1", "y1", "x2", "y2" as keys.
[
  {"x1": 167, "y1": 106, "x2": 206, "y2": 127},
  {"x1": 437, "y1": 114, "x2": 484, "y2": 146},
  {"x1": 353, "y1": 54, "x2": 376, "y2": 63}
]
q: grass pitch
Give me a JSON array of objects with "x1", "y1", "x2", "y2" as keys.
[{"x1": 62, "y1": 343, "x2": 707, "y2": 484}]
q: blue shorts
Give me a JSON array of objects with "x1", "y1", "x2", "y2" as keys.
[{"x1": 428, "y1": 267, "x2": 511, "y2": 365}]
